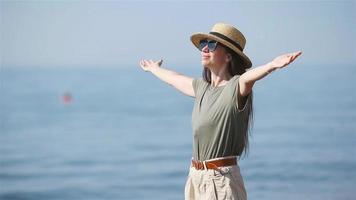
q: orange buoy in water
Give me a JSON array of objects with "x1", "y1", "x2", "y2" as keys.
[{"x1": 62, "y1": 92, "x2": 73, "y2": 104}]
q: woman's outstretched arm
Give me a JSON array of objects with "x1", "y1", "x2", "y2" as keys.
[
  {"x1": 139, "y1": 59, "x2": 195, "y2": 97},
  {"x1": 239, "y1": 51, "x2": 302, "y2": 97}
]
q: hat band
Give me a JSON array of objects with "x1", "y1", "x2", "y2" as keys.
[{"x1": 209, "y1": 31, "x2": 243, "y2": 51}]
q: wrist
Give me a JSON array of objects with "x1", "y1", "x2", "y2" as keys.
[
  {"x1": 266, "y1": 62, "x2": 277, "y2": 73},
  {"x1": 267, "y1": 62, "x2": 277, "y2": 70},
  {"x1": 149, "y1": 65, "x2": 159, "y2": 73}
]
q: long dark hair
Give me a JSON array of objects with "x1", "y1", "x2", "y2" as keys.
[{"x1": 202, "y1": 45, "x2": 254, "y2": 157}]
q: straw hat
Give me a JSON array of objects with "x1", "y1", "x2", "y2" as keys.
[{"x1": 191, "y1": 23, "x2": 252, "y2": 69}]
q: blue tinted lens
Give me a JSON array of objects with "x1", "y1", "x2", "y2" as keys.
[
  {"x1": 207, "y1": 41, "x2": 218, "y2": 51},
  {"x1": 199, "y1": 40, "x2": 208, "y2": 51}
]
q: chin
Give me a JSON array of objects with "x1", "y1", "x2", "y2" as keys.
[{"x1": 201, "y1": 61, "x2": 209, "y2": 67}]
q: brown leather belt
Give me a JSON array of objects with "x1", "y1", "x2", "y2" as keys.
[{"x1": 191, "y1": 157, "x2": 237, "y2": 170}]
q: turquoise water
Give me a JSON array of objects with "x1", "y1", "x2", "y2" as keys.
[{"x1": 1, "y1": 65, "x2": 355, "y2": 200}]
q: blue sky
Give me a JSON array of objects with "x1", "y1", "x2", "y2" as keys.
[{"x1": 1, "y1": 1, "x2": 355, "y2": 68}]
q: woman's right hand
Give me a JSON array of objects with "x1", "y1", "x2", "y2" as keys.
[
  {"x1": 138, "y1": 58, "x2": 195, "y2": 97},
  {"x1": 139, "y1": 59, "x2": 163, "y2": 72}
]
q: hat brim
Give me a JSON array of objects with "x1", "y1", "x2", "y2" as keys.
[{"x1": 190, "y1": 32, "x2": 252, "y2": 69}]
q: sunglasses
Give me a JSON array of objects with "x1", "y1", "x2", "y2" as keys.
[{"x1": 198, "y1": 39, "x2": 218, "y2": 52}]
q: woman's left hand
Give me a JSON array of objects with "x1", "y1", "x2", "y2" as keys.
[{"x1": 268, "y1": 51, "x2": 302, "y2": 69}]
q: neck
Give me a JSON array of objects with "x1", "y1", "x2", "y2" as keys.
[{"x1": 209, "y1": 65, "x2": 232, "y2": 87}]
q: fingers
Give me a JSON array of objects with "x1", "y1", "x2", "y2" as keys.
[
  {"x1": 139, "y1": 60, "x2": 150, "y2": 70},
  {"x1": 283, "y1": 51, "x2": 302, "y2": 64},
  {"x1": 291, "y1": 51, "x2": 302, "y2": 62},
  {"x1": 139, "y1": 59, "x2": 163, "y2": 66},
  {"x1": 139, "y1": 60, "x2": 146, "y2": 71},
  {"x1": 139, "y1": 60, "x2": 147, "y2": 67},
  {"x1": 292, "y1": 51, "x2": 302, "y2": 58},
  {"x1": 139, "y1": 59, "x2": 151, "y2": 66},
  {"x1": 285, "y1": 51, "x2": 301, "y2": 58},
  {"x1": 295, "y1": 51, "x2": 302, "y2": 56},
  {"x1": 139, "y1": 60, "x2": 144, "y2": 67}
]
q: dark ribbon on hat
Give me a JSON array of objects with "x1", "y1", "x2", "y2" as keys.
[{"x1": 209, "y1": 31, "x2": 243, "y2": 51}]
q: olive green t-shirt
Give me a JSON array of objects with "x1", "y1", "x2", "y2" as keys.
[{"x1": 192, "y1": 75, "x2": 251, "y2": 161}]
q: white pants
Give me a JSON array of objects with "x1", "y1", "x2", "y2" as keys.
[{"x1": 184, "y1": 158, "x2": 247, "y2": 200}]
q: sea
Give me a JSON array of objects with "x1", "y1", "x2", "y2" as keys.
[{"x1": 1, "y1": 64, "x2": 355, "y2": 200}]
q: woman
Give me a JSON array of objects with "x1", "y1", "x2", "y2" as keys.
[{"x1": 139, "y1": 23, "x2": 302, "y2": 200}]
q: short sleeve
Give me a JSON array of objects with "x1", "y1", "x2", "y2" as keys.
[
  {"x1": 229, "y1": 75, "x2": 251, "y2": 112},
  {"x1": 192, "y1": 78, "x2": 208, "y2": 98}
]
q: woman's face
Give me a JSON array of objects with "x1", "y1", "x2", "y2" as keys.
[{"x1": 201, "y1": 41, "x2": 229, "y2": 69}]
